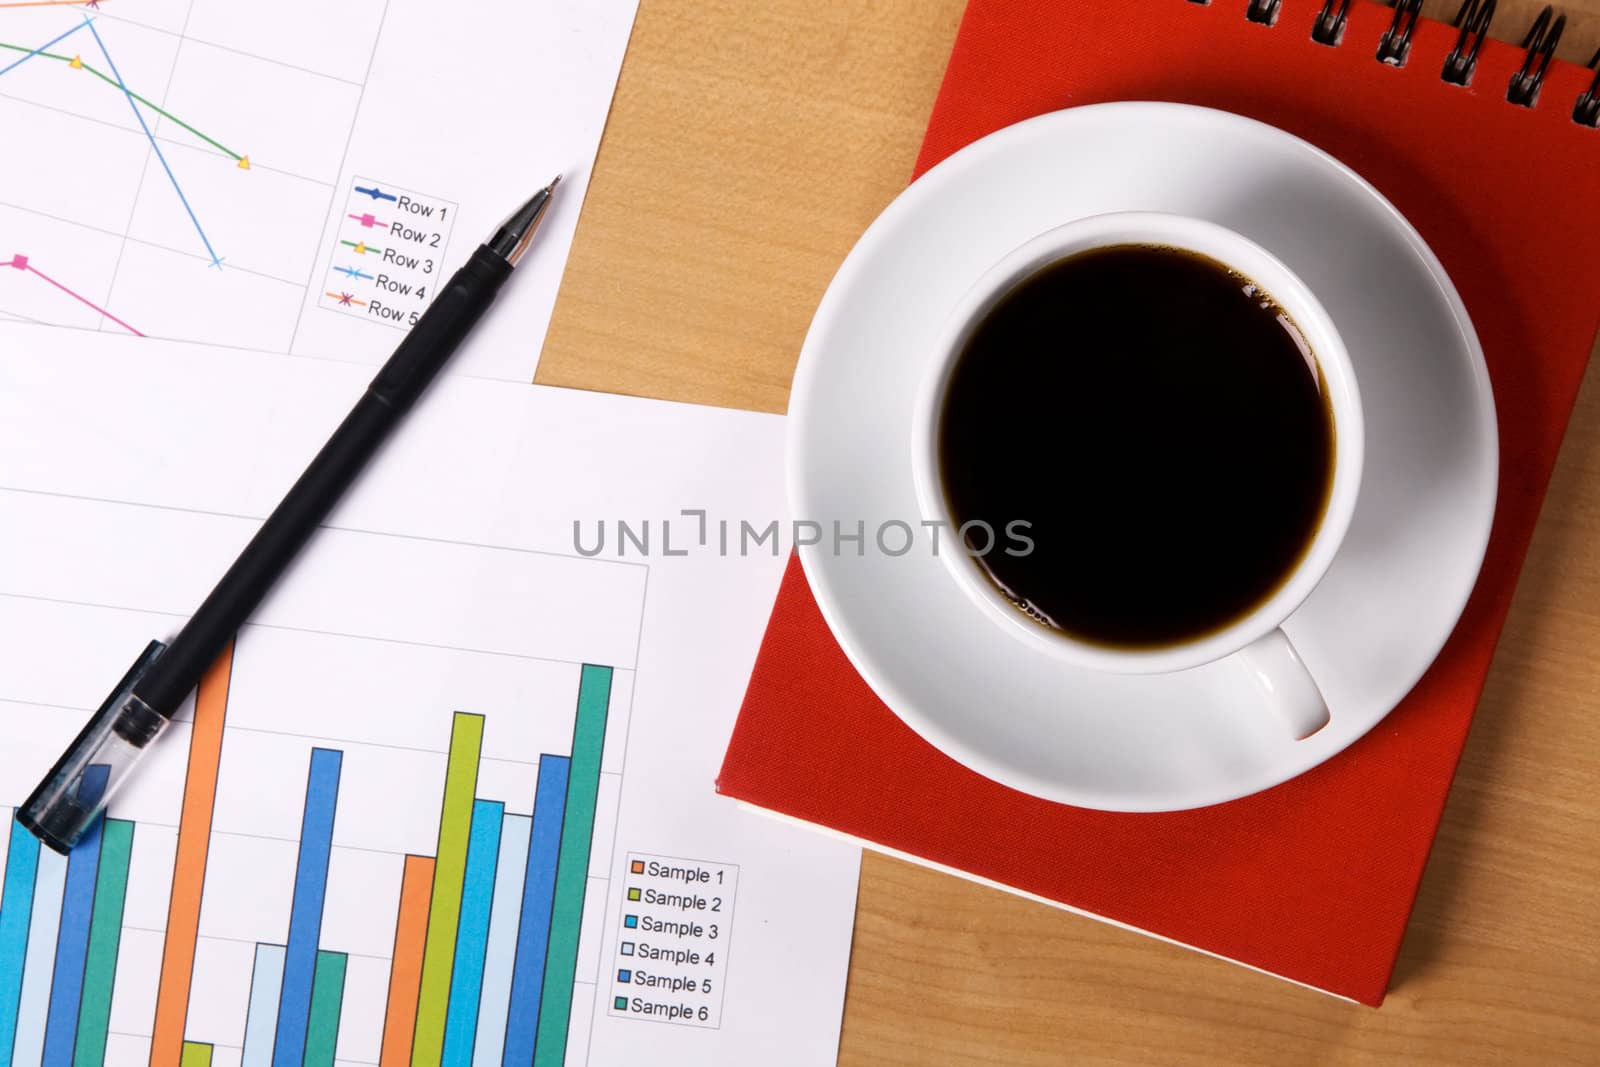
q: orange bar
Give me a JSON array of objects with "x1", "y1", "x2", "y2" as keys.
[
  {"x1": 148, "y1": 644, "x2": 233, "y2": 1067},
  {"x1": 380, "y1": 854, "x2": 435, "y2": 1067}
]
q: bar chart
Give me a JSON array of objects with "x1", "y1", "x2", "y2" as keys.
[
  {"x1": 0, "y1": 495, "x2": 644, "y2": 1067},
  {"x1": 0, "y1": 347, "x2": 866, "y2": 1066},
  {"x1": 0, "y1": 809, "x2": 133, "y2": 1067},
  {"x1": 0, "y1": 644, "x2": 623, "y2": 1067}
]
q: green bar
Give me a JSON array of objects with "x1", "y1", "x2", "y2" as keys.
[
  {"x1": 73, "y1": 818, "x2": 134, "y2": 1067},
  {"x1": 304, "y1": 950, "x2": 348, "y2": 1067},
  {"x1": 533, "y1": 665, "x2": 613, "y2": 1066},
  {"x1": 180, "y1": 1042, "x2": 213, "y2": 1067},
  {"x1": 411, "y1": 712, "x2": 484, "y2": 1067}
]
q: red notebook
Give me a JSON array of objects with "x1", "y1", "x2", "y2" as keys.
[{"x1": 718, "y1": 0, "x2": 1600, "y2": 1006}]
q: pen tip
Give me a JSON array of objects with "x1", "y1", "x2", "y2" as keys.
[{"x1": 487, "y1": 180, "x2": 561, "y2": 265}]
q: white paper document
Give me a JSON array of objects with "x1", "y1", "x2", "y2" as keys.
[
  {"x1": 0, "y1": 0, "x2": 637, "y2": 380},
  {"x1": 0, "y1": 326, "x2": 859, "y2": 1066}
]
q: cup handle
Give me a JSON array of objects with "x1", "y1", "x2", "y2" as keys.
[{"x1": 1236, "y1": 628, "x2": 1330, "y2": 740}]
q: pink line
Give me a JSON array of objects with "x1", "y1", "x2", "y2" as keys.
[{"x1": 20, "y1": 262, "x2": 144, "y2": 336}]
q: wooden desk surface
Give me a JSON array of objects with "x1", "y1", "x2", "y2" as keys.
[{"x1": 540, "y1": 2, "x2": 1600, "y2": 1062}]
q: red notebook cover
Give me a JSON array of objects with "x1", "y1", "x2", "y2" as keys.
[{"x1": 718, "y1": 0, "x2": 1600, "y2": 1005}]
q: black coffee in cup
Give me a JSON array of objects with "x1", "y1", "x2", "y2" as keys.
[{"x1": 938, "y1": 244, "x2": 1335, "y2": 648}]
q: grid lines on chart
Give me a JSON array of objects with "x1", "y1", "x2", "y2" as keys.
[{"x1": 0, "y1": 0, "x2": 390, "y2": 347}]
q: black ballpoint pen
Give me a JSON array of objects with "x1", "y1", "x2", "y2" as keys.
[{"x1": 17, "y1": 177, "x2": 562, "y2": 853}]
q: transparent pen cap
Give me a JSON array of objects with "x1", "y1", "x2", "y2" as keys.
[{"x1": 16, "y1": 640, "x2": 169, "y2": 854}]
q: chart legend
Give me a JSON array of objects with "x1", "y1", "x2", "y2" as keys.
[
  {"x1": 319, "y1": 177, "x2": 457, "y2": 329},
  {"x1": 608, "y1": 853, "x2": 737, "y2": 1029}
]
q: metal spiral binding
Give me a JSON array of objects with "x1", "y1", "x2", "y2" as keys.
[
  {"x1": 1576, "y1": 49, "x2": 1600, "y2": 126},
  {"x1": 1442, "y1": 0, "x2": 1496, "y2": 86},
  {"x1": 1312, "y1": 0, "x2": 1353, "y2": 46},
  {"x1": 1193, "y1": 0, "x2": 1599, "y2": 125},
  {"x1": 1508, "y1": 5, "x2": 1566, "y2": 106},
  {"x1": 1378, "y1": 0, "x2": 1423, "y2": 66},
  {"x1": 1247, "y1": 0, "x2": 1282, "y2": 25}
]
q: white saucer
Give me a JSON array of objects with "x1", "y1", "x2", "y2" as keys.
[{"x1": 787, "y1": 103, "x2": 1498, "y2": 812}]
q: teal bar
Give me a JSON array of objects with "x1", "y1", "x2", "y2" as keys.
[
  {"x1": 532, "y1": 664, "x2": 613, "y2": 1066},
  {"x1": 303, "y1": 950, "x2": 347, "y2": 1067},
  {"x1": 441, "y1": 800, "x2": 503, "y2": 1066},
  {"x1": 73, "y1": 818, "x2": 134, "y2": 1067}
]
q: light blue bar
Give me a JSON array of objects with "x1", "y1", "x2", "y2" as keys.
[
  {"x1": 272, "y1": 748, "x2": 342, "y2": 1067},
  {"x1": 0, "y1": 818, "x2": 42, "y2": 1065},
  {"x1": 501, "y1": 755, "x2": 569, "y2": 1067},
  {"x1": 13, "y1": 846, "x2": 68, "y2": 1067},
  {"x1": 471, "y1": 813, "x2": 530, "y2": 1067},
  {"x1": 241, "y1": 944, "x2": 286, "y2": 1067},
  {"x1": 440, "y1": 800, "x2": 503, "y2": 1067}
]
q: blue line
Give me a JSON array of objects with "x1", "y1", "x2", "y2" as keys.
[
  {"x1": 0, "y1": 20, "x2": 90, "y2": 80},
  {"x1": 355, "y1": 186, "x2": 397, "y2": 202},
  {"x1": 82, "y1": 16, "x2": 223, "y2": 267},
  {"x1": 271, "y1": 748, "x2": 341, "y2": 1067}
]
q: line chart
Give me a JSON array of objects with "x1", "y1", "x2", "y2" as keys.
[
  {"x1": 0, "y1": 40, "x2": 246, "y2": 162},
  {"x1": 0, "y1": 0, "x2": 339, "y2": 345},
  {"x1": 0, "y1": 13, "x2": 229, "y2": 269},
  {"x1": 0, "y1": 0, "x2": 635, "y2": 379},
  {"x1": 4, "y1": 252, "x2": 142, "y2": 334},
  {"x1": 82, "y1": 16, "x2": 222, "y2": 266},
  {"x1": 0, "y1": 14, "x2": 83, "y2": 75}
]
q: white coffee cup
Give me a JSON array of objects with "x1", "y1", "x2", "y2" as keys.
[{"x1": 910, "y1": 212, "x2": 1363, "y2": 740}]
